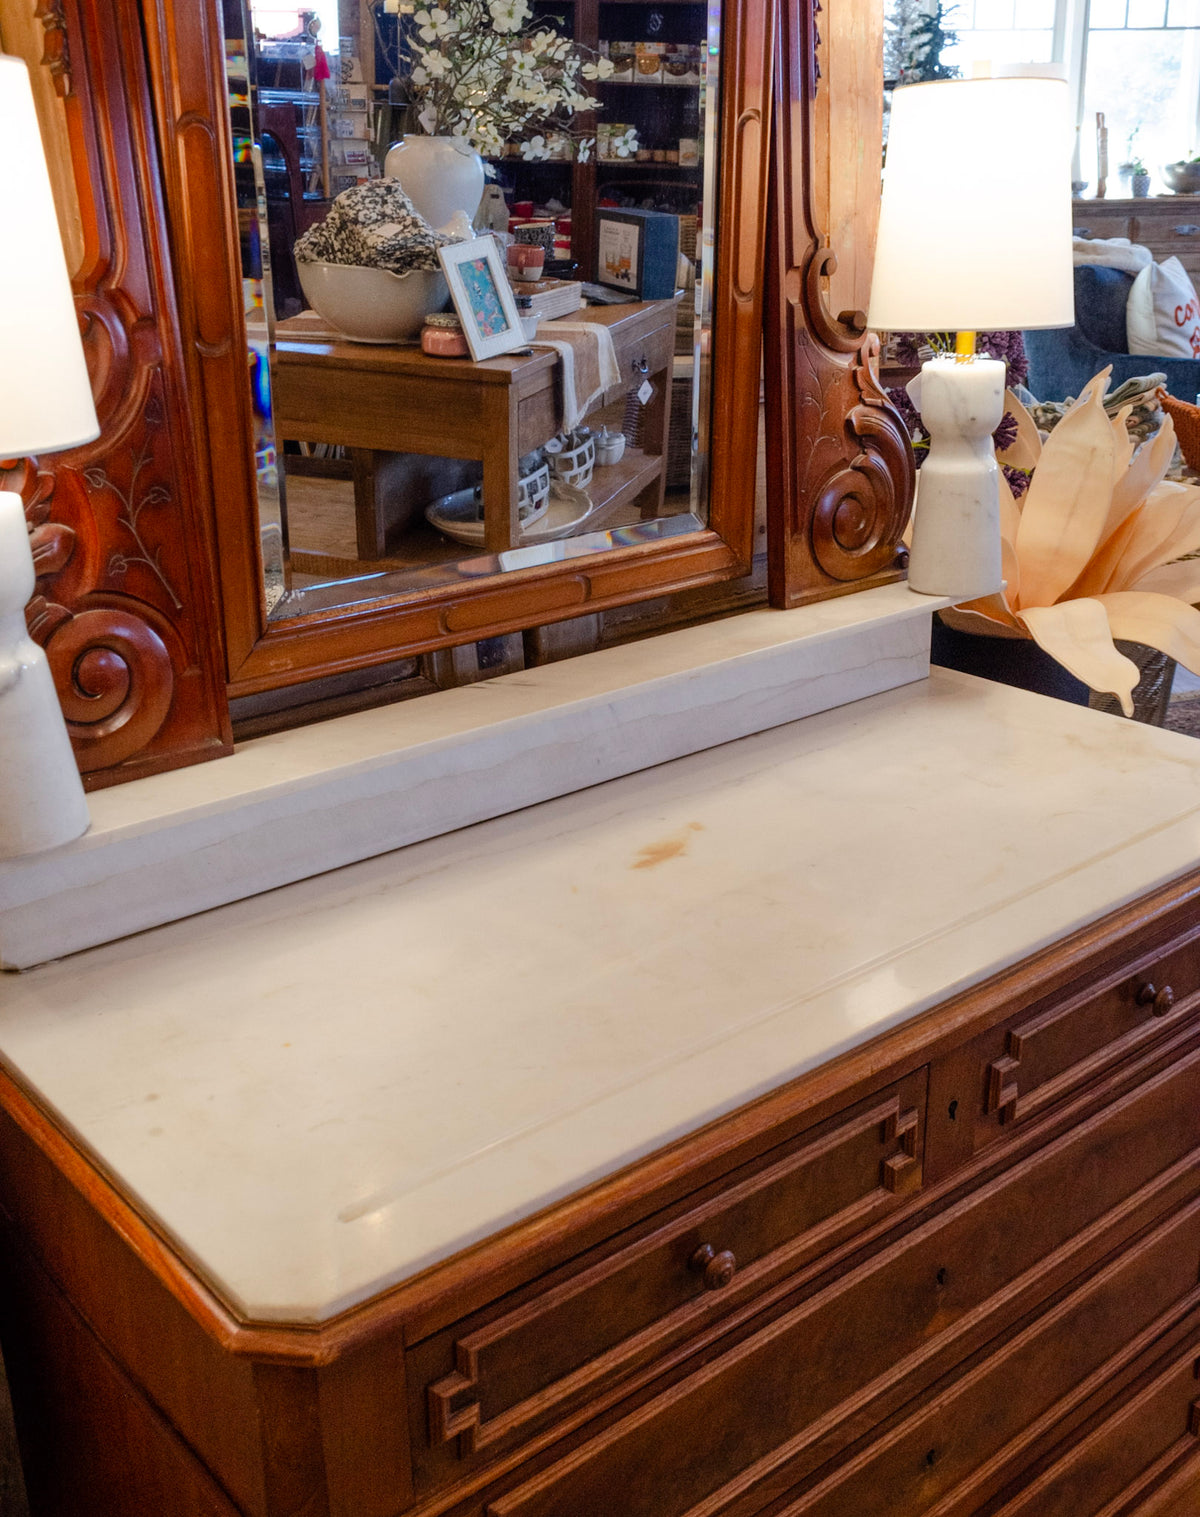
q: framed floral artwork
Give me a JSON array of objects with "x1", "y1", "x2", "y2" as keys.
[{"x1": 438, "y1": 237, "x2": 528, "y2": 361}]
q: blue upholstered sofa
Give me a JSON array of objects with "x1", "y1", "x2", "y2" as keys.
[{"x1": 1024, "y1": 264, "x2": 1200, "y2": 405}]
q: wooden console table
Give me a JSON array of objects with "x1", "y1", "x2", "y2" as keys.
[{"x1": 273, "y1": 300, "x2": 675, "y2": 557}]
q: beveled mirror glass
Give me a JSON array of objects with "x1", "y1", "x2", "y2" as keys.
[{"x1": 219, "y1": 0, "x2": 724, "y2": 622}]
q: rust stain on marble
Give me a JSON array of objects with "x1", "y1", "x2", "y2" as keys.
[{"x1": 632, "y1": 823, "x2": 705, "y2": 870}]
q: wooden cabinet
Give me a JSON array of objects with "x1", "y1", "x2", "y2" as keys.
[
  {"x1": 5, "y1": 875, "x2": 1200, "y2": 1515},
  {"x1": 1073, "y1": 196, "x2": 1200, "y2": 282}
]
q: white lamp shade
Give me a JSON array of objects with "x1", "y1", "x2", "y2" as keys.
[
  {"x1": 0, "y1": 53, "x2": 99, "y2": 457},
  {"x1": 868, "y1": 77, "x2": 1074, "y2": 334}
]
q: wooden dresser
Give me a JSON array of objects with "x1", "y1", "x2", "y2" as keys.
[
  {"x1": 1072, "y1": 196, "x2": 1200, "y2": 282},
  {"x1": 2, "y1": 672, "x2": 1200, "y2": 1517}
]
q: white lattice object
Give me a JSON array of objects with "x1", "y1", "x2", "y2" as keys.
[
  {"x1": 550, "y1": 434, "x2": 596, "y2": 489},
  {"x1": 517, "y1": 463, "x2": 551, "y2": 526}
]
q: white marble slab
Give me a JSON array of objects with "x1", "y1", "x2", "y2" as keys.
[
  {"x1": 0, "y1": 584, "x2": 941, "y2": 969},
  {"x1": 2, "y1": 670, "x2": 1200, "y2": 1323}
]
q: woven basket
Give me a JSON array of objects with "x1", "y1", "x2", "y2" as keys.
[
  {"x1": 1088, "y1": 641, "x2": 1176, "y2": 726},
  {"x1": 623, "y1": 378, "x2": 695, "y2": 491},
  {"x1": 1161, "y1": 392, "x2": 1200, "y2": 473}
]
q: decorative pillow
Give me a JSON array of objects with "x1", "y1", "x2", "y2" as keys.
[{"x1": 1126, "y1": 255, "x2": 1200, "y2": 360}]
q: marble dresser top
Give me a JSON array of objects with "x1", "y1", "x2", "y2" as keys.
[{"x1": 3, "y1": 670, "x2": 1200, "y2": 1323}]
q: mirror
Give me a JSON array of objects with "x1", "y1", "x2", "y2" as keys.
[{"x1": 219, "y1": 0, "x2": 724, "y2": 623}]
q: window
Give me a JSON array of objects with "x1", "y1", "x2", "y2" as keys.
[
  {"x1": 887, "y1": 0, "x2": 1200, "y2": 194},
  {"x1": 1079, "y1": 0, "x2": 1200, "y2": 190}
]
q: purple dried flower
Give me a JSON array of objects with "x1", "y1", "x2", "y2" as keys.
[
  {"x1": 992, "y1": 411, "x2": 1019, "y2": 454},
  {"x1": 892, "y1": 332, "x2": 925, "y2": 369},
  {"x1": 887, "y1": 384, "x2": 930, "y2": 468},
  {"x1": 1002, "y1": 463, "x2": 1031, "y2": 499},
  {"x1": 978, "y1": 330, "x2": 1030, "y2": 388}
]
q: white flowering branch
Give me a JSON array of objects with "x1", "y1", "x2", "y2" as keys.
[{"x1": 373, "y1": 0, "x2": 614, "y2": 158}]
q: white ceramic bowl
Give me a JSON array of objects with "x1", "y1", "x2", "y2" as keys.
[{"x1": 296, "y1": 261, "x2": 448, "y2": 343}]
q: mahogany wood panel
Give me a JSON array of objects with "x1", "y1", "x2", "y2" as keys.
[
  {"x1": 774, "y1": 1222, "x2": 1200, "y2": 1517},
  {"x1": 412, "y1": 1072, "x2": 927, "y2": 1485},
  {"x1": 137, "y1": 0, "x2": 774, "y2": 699},
  {"x1": 6, "y1": 0, "x2": 231, "y2": 786},
  {"x1": 476, "y1": 1043, "x2": 1200, "y2": 1517},
  {"x1": 763, "y1": 0, "x2": 915, "y2": 608},
  {"x1": 0, "y1": 1226, "x2": 243, "y2": 1517},
  {"x1": 988, "y1": 1338, "x2": 1200, "y2": 1517}
]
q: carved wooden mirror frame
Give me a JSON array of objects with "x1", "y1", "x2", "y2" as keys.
[
  {"x1": 764, "y1": 0, "x2": 915, "y2": 607},
  {"x1": 13, "y1": 0, "x2": 914, "y2": 784},
  {"x1": 137, "y1": 0, "x2": 777, "y2": 699}
]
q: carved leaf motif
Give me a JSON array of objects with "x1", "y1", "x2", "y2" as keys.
[
  {"x1": 25, "y1": 594, "x2": 74, "y2": 646},
  {"x1": 30, "y1": 521, "x2": 77, "y2": 579}
]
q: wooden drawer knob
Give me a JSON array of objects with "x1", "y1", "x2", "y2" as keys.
[
  {"x1": 689, "y1": 1244, "x2": 737, "y2": 1290},
  {"x1": 1137, "y1": 982, "x2": 1176, "y2": 1017}
]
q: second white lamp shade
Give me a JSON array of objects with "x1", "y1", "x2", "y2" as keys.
[
  {"x1": 0, "y1": 52, "x2": 98, "y2": 456},
  {"x1": 868, "y1": 76, "x2": 1074, "y2": 335}
]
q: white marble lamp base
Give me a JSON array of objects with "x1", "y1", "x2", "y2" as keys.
[
  {"x1": 907, "y1": 356, "x2": 1005, "y2": 601},
  {"x1": 0, "y1": 490, "x2": 89, "y2": 858}
]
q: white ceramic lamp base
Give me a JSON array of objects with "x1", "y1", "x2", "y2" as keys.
[
  {"x1": 0, "y1": 489, "x2": 90, "y2": 858},
  {"x1": 907, "y1": 356, "x2": 1005, "y2": 601}
]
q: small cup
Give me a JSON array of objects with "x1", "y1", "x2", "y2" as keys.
[
  {"x1": 515, "y1": 220, "x2": 556, "y2": 254},
  {"x1": 507, "y1": 243, "x2": 545, "y2": 281},
  {"x1": 512, "y1": 200, "x2": 535, "y2": 220}
]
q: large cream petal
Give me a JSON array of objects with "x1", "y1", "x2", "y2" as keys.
[
  {"x1": 1106, "y1": 481, "x2": 1200, "y2": 591},
  {"x1": 1109, "y1": 406, "x2": 1134, "y2": 490},
  {"x1": 944, "y1": 593, "x2": 1022, "y2": 632},
  {"x1": 997, "y1": 471, "x2": 1022, "y2": 609},
  {"x1": 1099, "y1": 413, "x2": 1178, "y2": 546},
  {"x1": 1015, "y1": 377, "x2": 1115, "y2": 608},
  {"x1": 1017, "y1": 599, "x2": 1139, "y2": 716},
  {"x1": 1067, "y1": 508, "x2": 1143, "y2": 599},
  {"x1": 1130, "y1": 558, "x2": 1200, "y2": 603},
  {"x1": 997, "y1": 389, "x2": 1041, "y2": 475},
  {"x1": 1094, "y1": 590, "x2": 1200, "y2": 676}
]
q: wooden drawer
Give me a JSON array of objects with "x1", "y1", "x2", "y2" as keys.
[
  {"x1": 611, "y1": 314, "x2": 674, "y2": 396},
  {"x1": 773, "y1": 1202, "x2": 1200, "y2": 1517},
  {"x1": 989, "y1": 1339, "x2": 1200, "y2": 1517},
  {"x1": 933, "y1": 923, "x2": 1200, "y2": 1165},
  {"x1": 410, "y1": 1071, "x2": 927, "y2": 1478},
  {"x1": 479, "y1": 1037, "x2": 1200, "y2": 1517},
  {"x1": 1072, "y1": 208, "x2": 1135, "y2": 241}
]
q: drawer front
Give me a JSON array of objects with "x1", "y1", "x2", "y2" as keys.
[
  {"x1": 414, "y1": 1072, "x2": 926, "y2": 1470},
  {"x1": 1133, "y1": 207, "x2": 1200, "y2": 277},
  {"x1": 976, "y1": 927, "x2": 1200, "y2": 1134},
  {"x1": 613, "y1": 321, "x2": 674, "y2": 395},
  {"x1": 1072, "y1": 211, "x2": 1135, "y2": 241},
  {"x1": 484, "y1": 1042, "x2": 1200, "y2": 1517},
  {"x1": 990, "y1": 1341, "x2": 1200, "y2": 1517},
  {"x1": 777, "y1": 1203, "x2": 1200, "y2": 1517}
]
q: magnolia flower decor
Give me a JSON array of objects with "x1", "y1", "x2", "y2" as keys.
[
  {"x1": 940, "y1": 369, "x2": 1200, "y2": 717},
  {"x1": 378, "y1": 0, "x2": 613, "y2": 158}
]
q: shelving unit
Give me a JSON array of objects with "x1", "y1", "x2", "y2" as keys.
[{"x1": 481, "y1": 0, "x2": 709, "y2": 276}]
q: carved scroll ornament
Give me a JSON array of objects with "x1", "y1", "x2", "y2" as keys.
[
  {"x1": 9, "y1": 0, "x2": 230, "y2": 785},
  {"x1": 765, "y1": 0, "x2": 915, "y2": 606}
]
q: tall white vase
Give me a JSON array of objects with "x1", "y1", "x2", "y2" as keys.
[
  {"x1": 384, "y1": 134, "x2": 486, "y2": 230},
  {"x1": 0, "y1": 490, "x2": 90, "y2": 857}
]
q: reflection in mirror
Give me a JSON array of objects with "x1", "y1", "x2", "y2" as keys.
[{"x1": 220, "y1": 0, "x2": 723, "y2": 620}]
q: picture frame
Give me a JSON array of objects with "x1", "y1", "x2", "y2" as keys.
[{"x1": 437, "y1": 236, "x2": 528, "y2": 361}]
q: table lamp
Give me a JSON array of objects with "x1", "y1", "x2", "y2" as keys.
[
  {"x1": 868, "y1": 74, "x2": 1073, "y2": 599},
  {"x1": 0, "y1": 53, "x2": 99, "y2": 857}
]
